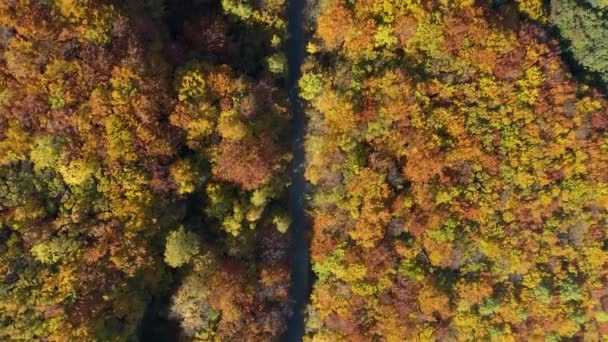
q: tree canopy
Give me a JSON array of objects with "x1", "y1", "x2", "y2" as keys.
[{"x1": 302, "y1": 0, "x2": 608, "y2": 340}]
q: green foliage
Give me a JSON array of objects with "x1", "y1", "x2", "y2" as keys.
[
  {"x1": 559, "y1": 278, "x2": 584, "y2": 303},
  {"x1": 222, "y1": 0, "x2": 253, "y2": 20},
  {"x1": 170, "y1": 158, "x2": 200, "y2": 195},
  {"x1": 48, "y1": 85, "x2": 66, "y2": 109},
  {"x1": 550, "y1": 0, "x2": 608, "y2": 86},
  {"x1": 588, "y1": 0, "x2": 608, "y2": 9},
  {"x1": 299, "y1": 72, "x2": 324, "y2": 101},
  {"x1": 30, "y1": 136, "x2": 62, "y2": 171},
  {"x1": 516, "y1": 0, "x2": 545, "y2": 20},
  {"x1": 533, "y1": 285, "x2": 552, "y2": 304},
  {"x1": 267, "y1": 53, "x2": 286, "y2": 75},
  {"x1": 58, "y1": 157, "x2": 98, "y2": 186},
  {"x1": 374, "y1": 24, "x2": 398, "y2": 49},
  {"x1": 30, "y1": 236, "x2": 79, "y2": 265},
  {"x1": 312, "y1": 246, "x2": 345, "y2": 284},
  {"x1": 597, "y1": 311, "x2": 608, "y2": 323},
  {"x1": 426, "y1": 218, "x2": 458, "y2": 243},
  {"x1": 478, "y1": 298, "x2": 500, "y2": 317},
  {"x1": 164, "y1": 226, "x2": 201, "y2": 268},
  {"x1": 398, "y1": 259, "x2": 426, "y2": 282},
  {"x1": 272, "y1": 212, "x2": 291, "y2": 233},
  {"x1": 177, "y1": 68, "x2": 206, "y2": 102},
  {"x1": 221, "y1": 201, "x2": 246, "y2": 236}
]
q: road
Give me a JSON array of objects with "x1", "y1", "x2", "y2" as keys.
[{"x1": 284, "y1": 0, "x2": 310, "y2": 340}]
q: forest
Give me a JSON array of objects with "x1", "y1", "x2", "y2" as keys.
[
  {"x1": 302, "y1": 0, "x2": 608, "y2": 340},
  {"x1": 0, "y1": 0, "x2": 292, "y2": 340},
  {"x1": 0, "y1": 0, "x2": 607, "y2": 341}
]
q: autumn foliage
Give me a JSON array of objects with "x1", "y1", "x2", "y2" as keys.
[
  {"x1": 303, "y1": 0, "x2": 608, "y2": 340},
  {"x1": 1, "y1": 0, "x2": 608, "y2": 340},
  {"x1": 0, "y1": 0, "x2": 291, "y2": 340}
]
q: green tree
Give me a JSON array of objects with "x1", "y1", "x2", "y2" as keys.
[
  {"x1": 30, "y1": 136, "x2": 62, "y2": 172},
  {"x1": 550, "y1": 0, "x2": 608, "y2": 86},
  {"x1": 299, "y1": 72, "x2": 324, "y2": 101},
  {"x1": 164, "y1": 226, "x2": 201, "y2": 268},
  {"x1": 222, "y1": 0, "x2": 253, "y2": 20},
  {"x1": 170, "y1": 159, "x2": 200, "y2": 195},
  {"x1": 30, "y1": 236, "x2": 79, "y2": 265},
  {"x1": 272, "y1": 212, "x2": 291, "y2": 233},
  {"x1": 267, "y1": 53, "x2": 286, "y2": 75}
]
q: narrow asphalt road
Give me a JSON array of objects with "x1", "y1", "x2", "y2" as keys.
[{"x1": 284, "y1": 0, "x2": 310, "y2": 340}]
